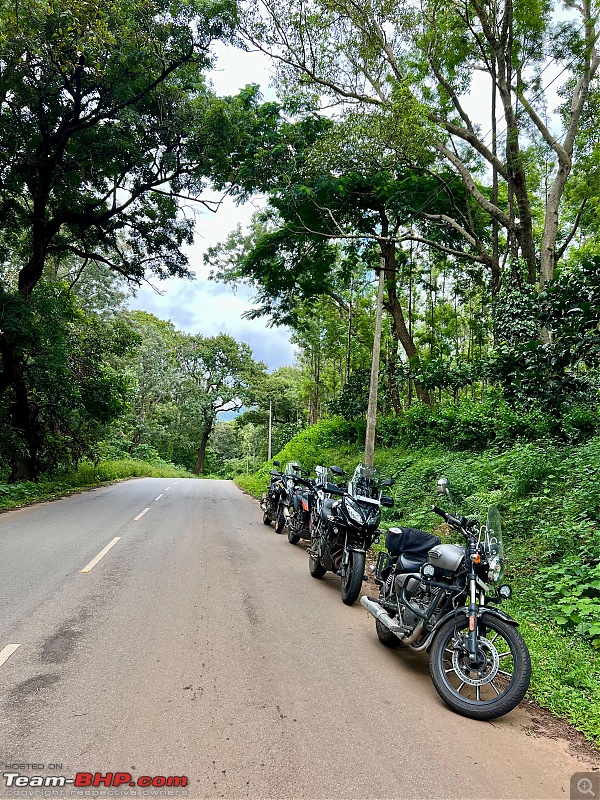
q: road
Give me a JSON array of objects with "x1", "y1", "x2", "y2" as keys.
[{"x1": 0, "y1": 478, "x2": 596, "y2": 800}]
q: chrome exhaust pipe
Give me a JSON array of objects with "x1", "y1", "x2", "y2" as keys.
[
  {"x1": 360, "y1": 596, "x2": 406, "y2": 642},
  {"x1": 360, "y1": 596, "x2": 425, "y2": 645}
]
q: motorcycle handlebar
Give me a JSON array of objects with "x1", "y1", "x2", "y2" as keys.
[{"x1": 431, "y1": 505, "x2": 466, "y2": 530}]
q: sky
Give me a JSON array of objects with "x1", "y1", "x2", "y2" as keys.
[{"x1": 128, "y1": 44, "x2": 297, "y2": 371}]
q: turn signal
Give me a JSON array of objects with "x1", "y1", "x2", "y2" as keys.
[{"x1": 471, "y1": 553, "x2": 481, "y2": 564}]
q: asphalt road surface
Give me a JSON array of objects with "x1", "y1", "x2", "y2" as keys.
[{"x1": 0, "y1": 478, "x2": 596, "y2": 800}]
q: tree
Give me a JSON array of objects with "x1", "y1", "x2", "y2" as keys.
[
  {"x1": 175, "y1": 333, "x2": 267, "y2": 474},
  {"x1": 0, "y1": 281, "x2": 136, "y2": 478},
  {"x1": 238, "y1": 0, "x2": 600, "y2": 296},
  {"x1": 0, "y1": 0, "x2": 259, "y2": 477}
]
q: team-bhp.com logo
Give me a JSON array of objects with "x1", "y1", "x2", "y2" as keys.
[{"x1": 3, "y1": 772, "x2": 188, "y2": 790}]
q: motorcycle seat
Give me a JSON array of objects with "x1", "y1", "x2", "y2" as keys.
[
  {"x1": 319, "y1": 498, "x2": 336, "y2": 521},
  {"x1": 399, "y1": 552, "x2": 427, "y2": 572},
  {"x1": 386, "y1": 527, "x2": 441, "y2": 558}
]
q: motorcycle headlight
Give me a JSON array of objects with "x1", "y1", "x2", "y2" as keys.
[
  {"x1": 487, "y1": 555, "x2": 505, "y2": 585},
  {"x1": 344, "y1": 497, "x2": 363, "y2": 525}
]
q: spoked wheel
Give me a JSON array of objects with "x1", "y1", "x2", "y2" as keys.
[
  {"x1": 429, "y1": 612, "x2": 531, "y2": 720},
  {"x1": 340, "y1": 550, "x2": 365, "y2": 605}
]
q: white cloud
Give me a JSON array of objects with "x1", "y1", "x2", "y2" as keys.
[{"x1": 129, "y1": 47, "x2": 296, "y2": 369}]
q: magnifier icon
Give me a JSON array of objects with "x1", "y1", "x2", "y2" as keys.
[{"x1": 578, "y1": 778, "x2": 597, "y2": 797}]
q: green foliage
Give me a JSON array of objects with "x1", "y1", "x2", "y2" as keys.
[
  {"x1": 328, "y1": 370, "x2": 370, "y2": 417},
  {"x1": 0, "y1": 281, "x2": 134, "y2": 478},
  {"x1": 489, "y1": 260, "x2": 600, "y2": 409},
  {"x1": 374, "y1": 395, "x2": 587, "y2": 451}
]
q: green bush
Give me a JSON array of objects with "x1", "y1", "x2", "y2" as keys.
[{"x1": 375, "y1": 396, "x2": 599, "y2": 451}]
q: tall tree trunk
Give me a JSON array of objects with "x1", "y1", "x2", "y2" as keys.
[
  {"x1": 381, "y1": 242, "x2": 432, "y2": 407},
  {"x1": 194, "y1": 416, "x2": 214, "y2": 475}
]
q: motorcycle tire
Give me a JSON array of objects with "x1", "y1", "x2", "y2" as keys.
[
  {"x1": 262, "y1": 511, "x2": 272, "y2": 525},
  {"x1": 429, "y1": 612, "x2": 531, "y2": 721},
  {"x1": 275, "y1": 512, "x2": 286, "y2": 533},
  {"x1": 375, "y1": 618, "x2": 404, "y2": 648},
  {"x1": 308, "y1": 554, "x2": 326, "y2": 578},
  {"x1": 287, "y1": 520, "x2": 301, "y2": 545},
  {"x1": 340, "y1": 550, "x2": 365, "y2": 605}
]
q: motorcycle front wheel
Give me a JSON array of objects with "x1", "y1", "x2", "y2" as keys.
[
  {"x1": 262, "y1": 511, "x2": 272, "y2": 525},
  {"x1": 340, "y1": 550, "x2": 365, "y2": 605},
  {"x1": 429, "y1": 612, "x2": 531, "y2": 721}
]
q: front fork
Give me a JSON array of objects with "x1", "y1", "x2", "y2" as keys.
[{"x1": 467, "y1": 578, "x2": 481, "y2": 663}]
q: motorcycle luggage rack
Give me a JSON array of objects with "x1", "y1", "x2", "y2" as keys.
[{"x1": 374, "y1": 550, "x2": 391, "y2": 583}]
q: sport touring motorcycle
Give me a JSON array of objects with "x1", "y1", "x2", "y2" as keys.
[
  {"x1": 361, "y1": 478, "x2": 531, "y2": 720},
  {"x1": 308, "y1": 464, "x2": 394, "y2": 605}
]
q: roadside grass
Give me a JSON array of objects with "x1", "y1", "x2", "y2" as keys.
[
  {"x1": 0, "y1": 458, "x2": 193, "y2": 510},
  {"x1": 236, "y1": 418, "x2": 600, "y2": 747}
]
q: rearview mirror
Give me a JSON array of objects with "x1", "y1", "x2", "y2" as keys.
[
  {"x1": 382, "y1": 478, "x2": 394, "y2": 487},
  {"x1": 273, "y1": 460, "x2": 280, "y2": 467},
  {"x1": 436, "y1": 477, "x2": 450, "y2": 496},
  {"x1": 380, "y1": 495, "x2": 394, "y2": 508},
  {"x1": 330, "y1": 465, "x2": 345, "y2": 476},
  {"x1": 325, "y1": 482, "x2": 344, "y2": 495}
]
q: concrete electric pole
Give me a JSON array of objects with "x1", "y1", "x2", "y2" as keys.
[{"x1": 364, "y1": 257, "x2": 386, "y2": 468}]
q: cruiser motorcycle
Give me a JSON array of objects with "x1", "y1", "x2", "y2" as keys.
[
  {"x1": 361, "y1": 479, "x2": 531, "y2": 720},
  {"x1": 308, "y1": 464, "x2": 394, "y2": 605}
]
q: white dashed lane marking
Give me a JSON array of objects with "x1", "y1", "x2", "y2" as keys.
[
  {"x1": 0, "y1": 643, "x2": 20, "y2": 667},
  {"x1": 133, "y1": 508, "x2": 150, "y2": 521},
  {"x1": 81, "y1": 537, "x2": 121, "y2": 573}
]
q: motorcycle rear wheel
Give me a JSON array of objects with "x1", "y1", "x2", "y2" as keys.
[
  {"x1": 375, "y1": 618, "x2": 404, "y2": 648},
  {"x1": 287, "y1": 517, "x2": 301, "y2": 545},
  {"x1": 429, "y1": 612, "x2": 531, "y2": 720},
  {"x1": 309, "y1": 554, "x2": 326, "y2": 578},
  {"x1": 275, "y1": 511, "x2": 286, "y2": 533},
  {"x1": 340, "y1": 550, "x2": 365, "y2": 605}
]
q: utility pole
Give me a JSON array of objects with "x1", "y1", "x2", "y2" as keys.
[
  {"x1": 268, "y1": 400, "x2": 273, "y2": 461},
  {"x1": 364, "y1": 257, "x2": 386, "y2": 468}
]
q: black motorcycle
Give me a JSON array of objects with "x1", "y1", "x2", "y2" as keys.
[
  {"x1": 278, "y1": 462, "x2": 311, "y2": 539},
  {"x1": 287, "y1": 469, "x2": 315, "y2": 546},
  {"x1": 308, "y1": 464, "x2": 394, "y2": 605},
  {"x1": 361, "y1": 478, "x2": 531, "y2": 720},
  {"x1": 259, "y1": 460, "x2": 286, "y2": 532}
]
